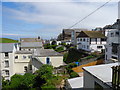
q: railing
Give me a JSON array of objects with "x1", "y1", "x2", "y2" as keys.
[{"x1": 112, "y1": 65, "x2": 120, "y2": 89}]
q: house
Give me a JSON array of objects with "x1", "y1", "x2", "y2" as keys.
[
  {"x1": 105, "y1": 29, "x2": 119, "y2": 63},
  {"x1": 82, "y1": 62, "x2": 119, "y2": 89},
  {"x1": 105, "y1": 19, "x2": 120, "y2": 63},
  {"x1": 32, "y1": 49, "x2": 63, "y2": 73},
  {"x1": 19, "y1": 37, "x2": 43, "y2": 51},
  {"x1": 71, "y1": 29, "x2": 88, "y2": 46},
  {"x1": 0, "y1": 43, "x2": 15, "y2": 80},
  {"x1": 0, "y1": 41, "x2": 63, "y2": 81},
  {"x1": 77, "y1": 31, "x2": 106, "y2": 52}
]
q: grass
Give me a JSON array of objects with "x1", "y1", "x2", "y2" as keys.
[{"x1": 0, "y1": 38, "x2": 18, "y2": 43}]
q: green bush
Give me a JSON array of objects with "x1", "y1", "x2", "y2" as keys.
[
  {"x1": 55, "y1": 47, "x2": 64, "y2": 52},
  {"x1": 63, "y1": 53, "x2": 68, "y2": 62},
  {"x1": 69, "y1": 71, "x2": 79, "y2": 78}
]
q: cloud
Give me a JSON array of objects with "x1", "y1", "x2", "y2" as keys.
[
  {"x1": 2, "y1": 33, "x2": 22, "y2": 36},
  {"x1": 2, "y1": 1, "x2": 118, "y2": 39}
]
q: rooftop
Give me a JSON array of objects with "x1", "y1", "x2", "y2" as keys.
[
  {"x1": 33, "y1": 49, "x2": 63, "y2": 57},
  {"x1": 0, "y1": 43, "x2": 14, "y2": 53},
  {"x1": 83, "y1": 62, "x2": 119, "y2": 83},
  {"x1": 77, "y1": 31, "x2": 106, "y2": 38},
  {"x1": 20, "y1": 38, "x2": 41, "y2": 42},
  {"x1": 67, "y1": 77, "x2": 83, "y2": 88},
  {"x1": 20, "y1": 42, "x2": 43, "y2": 48},
  {"x1": 15, "y1": 50, "x2": 33, "y2": 54}
]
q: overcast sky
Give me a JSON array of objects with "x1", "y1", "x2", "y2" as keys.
[{"x1": 1, "y1": 0, "x2": 119, "y2": 40}]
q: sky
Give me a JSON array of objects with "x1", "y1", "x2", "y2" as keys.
[{"x1": 1, "y1": 0, "x2": 119, "y2": 40}]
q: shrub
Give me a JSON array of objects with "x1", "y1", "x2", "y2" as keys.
[{"x1": 69, "y1": 72, "x2": 79, "y2": 78}]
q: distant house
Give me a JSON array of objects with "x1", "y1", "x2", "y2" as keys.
[
  {"x1": 83, "y1": 62, "x2": 119, "y2": 88},
  {"x1": 32, "y1": 49, "x2": 63, "y2": 73},
  {"x1": 77, "y1": 31, "x2": 106, "y2": 52},
  {"x1": 19, "y1": 37, "x2": 43, "y2": 51}
]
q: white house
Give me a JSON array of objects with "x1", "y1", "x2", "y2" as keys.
[
  {"x1": 0, "y1": 38, "x2": 63, "y2": 81},
  {"x1": 32, "y1": 49, "x2": 63, "y2": 73},
  {"x1": 77, "y1": 31, "x2": 106, "y2": 52},
  {"x1": 105, "y1": 29, "x2": 119, "y2": 63},
  {"x1": 83, "y1": 62, "x2": 119, "y2": 89},
  {"x1": 0, "y1": 43, "x2": 15, "y2": 80}
]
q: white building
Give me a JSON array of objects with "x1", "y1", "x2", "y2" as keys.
[
  {"x1": 77, "y1": 31, "x2": 106, "y2": 52},
  {"x1": 0, "y1": 38, "x2": 63, "y2": 81},
  {"x1": 32, "y1": 49, "x2": 63, "y2": 73},
  {"x1": 0, "y1": 43, "x2": 15, "y2": 80},
  {"x1": 83, "y1": 62, "x2": 119, "y2": 89},
  {"x1": 105, "y1": 29, "x2": 119, "y2": 63},
  {"x1": 71, "y1": 29, "x2": 88, "y2": 46}
]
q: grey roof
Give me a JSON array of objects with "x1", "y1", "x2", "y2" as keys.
[
  {"x1": 67, "y1": 77, "x2": 83, "y2": 88},
  {"x1": 15, "y1": 50, "x2": 33, "y2": 54},
  {"x1": 20, "y1": 42, "x2": 43, "y2": 48},
  {"x1": 0, "y1": 43, "x2": 14, "y2": 53},
  {"x1": 83, "y1": 62, "x2": 119, "y2": 83},
  {"x1": 20, "y1": 38, "x2": 41, "y2": 42},
  {"x1": 34, "y1": 49, "x2": 63, "y2": 57}
]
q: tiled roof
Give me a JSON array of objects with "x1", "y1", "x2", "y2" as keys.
[
  {"x1": 77, "y1": 31, "x2": 106, "y2": 38},
  {"x1": 33, "y1": 49, "x2": 63, "y2": 57},
  {"x1": 0, "y1": 43, "x2": 14, "y2": 52}
]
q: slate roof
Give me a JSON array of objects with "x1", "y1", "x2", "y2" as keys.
[
  {"x1": 15, "y1": 50, "x2": 33, "y2": 54},
  {"x1": 20, "y1": 38, "x2": 41, "y2": 42},
  {"x1": 77, "y1": 31, "x2": 106, "y2": 38},
  {"x1": 33, "y1": 49, "x2": 63, "y2": 57},
  {"x1": 0, "y1": 43, "x2": 14, "y2": 53},
  {"x1": 20, "y1": 42, "x2": 43, "y2": 48}
]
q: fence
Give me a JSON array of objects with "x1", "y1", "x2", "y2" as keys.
[{"x1": 112, "y1": 65, "x2": 120, "y2": 89}]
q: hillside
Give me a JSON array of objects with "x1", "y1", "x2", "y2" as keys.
[{"x1": 0, "y1": 38, "x2": 18, "y2": 43}]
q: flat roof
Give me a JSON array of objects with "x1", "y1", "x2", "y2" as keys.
[
  {"x1": 67, "y1": 77, "x2": 83, "y2": 88},
  {"x1": 83, "y1": 62, "x2": 119, "y2": 83}
]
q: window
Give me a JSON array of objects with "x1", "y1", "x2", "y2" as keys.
[
  {"x1": 87, "y1": 45, "x2": 89, "y2": 49},
  {"x1": 115, "y1": 31, "x2": 119, "y2": 36},
  {"x1": 97, "y1": 46, "x2": 103, "y2": 49},
  {"x1": 5, "y1": 70, "x2": 9, "y2": 76},
  {"x1": 111, "y1": 33, "x2": 114, "y2": 37},
  {"x1": 28, "y1": 55, "x2": 32, "y2": 59},
  {"x1": 5, "y1": 61, "x2": 9, "y2": 68},
  {"x1": 80, "y1": 38, "x2": 82, "y2": 41},
  {"x1": 106, "y1": 48, "x2": 107, "y2": 52},
  {"x1": 87, "y1": 38, "x2": 89, "y2": 42},
  {"x1": 46, "y1": 57, "x2": 50, "y2": 64},
  {"x1": 5, "y1": 52, "x2": 9, "y2": 57},
  {"x1": 24, "y1": 66, "x2": 27, "y2": 72},
  {"x1": 15, "y1": 56, "x2": 18, "y2": 59},
  {"x1": 29, "y1": 65, "x2": 32, "y2": 70},
  {"x1": 23, "y1": 56, "x2": 26, "y2": 59},
  {"x1": 29, "y1": 49, "x2": 31, "y2": 51},
  {"x1": 83, "y1": 38, "x2": 85, "y2": 41}
]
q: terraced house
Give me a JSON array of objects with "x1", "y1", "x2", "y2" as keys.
[
  {"x1": 0, "y1": 37, "x2": 63, "y2": 80},
  {"x1": 77, "y1": 31, "x2": 106, "y2": 52}
]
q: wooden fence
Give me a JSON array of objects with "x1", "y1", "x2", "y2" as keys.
[{"x1": 112, "y1": 65, "x2": 120, "y2": 89}]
